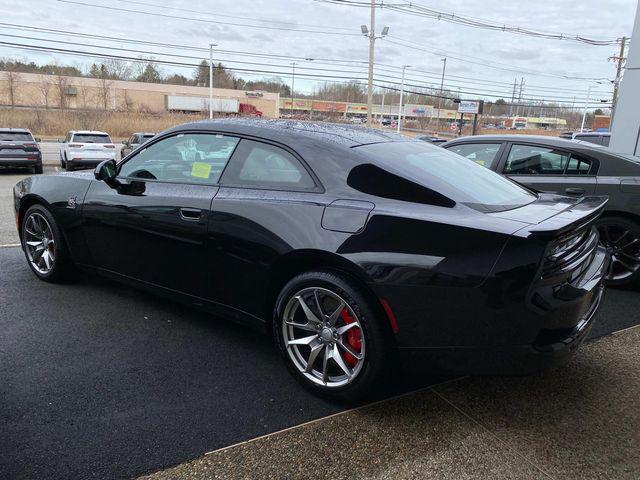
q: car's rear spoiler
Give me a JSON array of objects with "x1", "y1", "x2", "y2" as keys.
[{"x1": 528, "y1": 196, "x2": 608, "y2": 239}]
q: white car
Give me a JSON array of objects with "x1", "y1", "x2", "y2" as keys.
[{"x1": 59, "y1": 130, "x2": 116, "y2": 171}]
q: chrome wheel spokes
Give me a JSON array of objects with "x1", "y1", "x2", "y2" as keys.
[
  {"x1": 282, "y1": 287, "x2": 365, "y2": 388},
  {"x1": 598, "y1": 224, "x2": 640, "y2": 282},
  {"x1": 24, "y1": 212, "x2": 56, "y2": 274}
]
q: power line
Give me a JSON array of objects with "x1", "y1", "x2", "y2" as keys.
[
  {"x1": 315, "y1": 0, "x2": 625, "y2": 45},
  {"x1": 0, "y1": 22, "x2": 611, "y2": 98},
  {"x1": 0, "y1": 39, "x2": 611, "y2": 106}
]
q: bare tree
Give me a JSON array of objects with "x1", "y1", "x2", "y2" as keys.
[
  {"x1": 5, "y1": 70, "x2": 21, "y2": 109},
  {"x1": 39, "y1": 78, "x2": 52, "y2": 109},
  {"x1": 54, "y1": 74, "x2": 70, "y2": 110},
  {"x1": 97, "y1": 76, "x2": 113, "y2": 110},
  {"x1": 122, "y1": 90, "x2": 134, "y2": 111}
]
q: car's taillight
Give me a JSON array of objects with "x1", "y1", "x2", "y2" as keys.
[
  {"x1": 23, "y1": 143, "x2": 37, "y2": 148},
  {"x1": 27, "y1": 157, "x2": 38, "y2": 160},
  {"x1": 69, "y1": 143, "x2": 83, "y2": 148},
  {"x1": 103, "y1": 144, "x2": 115, "y2": 148}
]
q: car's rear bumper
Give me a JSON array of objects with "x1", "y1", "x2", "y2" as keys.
[
  {"x1": 66, "y1": 158, "x2": 111, "y2": 169},
  {"x1": 0, "y1": 156, "x2": 42, "y2": 167},
  {"x1": 396, "y1": 245, "x2": 609, "y2": 376}
]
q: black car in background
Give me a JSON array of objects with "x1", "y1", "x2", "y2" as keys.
[
  {"x1": 443, "y1": 134, "x2": 640, "y2": 286},
  {"x1": 121, "y1": 132, "x2": 156, "y2": 158},
  {"x1": 416, "y1": 135, "x2": 447, "y2": 145},
  {"x1": 0, "y1": 128, "x2": 42, "y2": 174},
  {"x1": 14, "y1": 120, "x2": 608, "y2": 400}
]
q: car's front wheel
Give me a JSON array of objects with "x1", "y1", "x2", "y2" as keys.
[
  {"x1": 596, "y1": 215, "x2": 640, "y2": 287},
  {"x1": 273, "y1": 270, "x2": 394, "y2": 401},
  {"x1": 21, "y1": 205, "x2": 76, "y2": 283}
]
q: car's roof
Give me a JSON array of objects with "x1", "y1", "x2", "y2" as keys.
[
  {"x1": 71, "y1": 130, "x2": 110, "y2": 135},
  {"x1": 133, "y1": 132, "x2": 156, "y2": 136},
  {"x1": 0, "y1": 128, "x2": 31, "y2": 133},
  {"x1": 164, "y1": 118, "x2": 413, "y2": 147},
  {"x1": 444, "y1": 134, "x2": 602, "y2": 149}
]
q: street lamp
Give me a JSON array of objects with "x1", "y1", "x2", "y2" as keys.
[
  {"x1": 290, "y1": 58, "x2": 314, "y2": 117},
  {"x1": 397, "y1": 65, "x2": 411, "y2": 134},
  {"x1": 208, "y1": 43, "x2": 218, "y2": 120}
]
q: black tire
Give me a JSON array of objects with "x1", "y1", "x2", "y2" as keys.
[
  {"x1": 595, "y1": 215, "x2": 640, "y2": 288},
  {"x1": 21, "y1": 204, "x2": 76, "y2": 283},
  {"x1": 34, "y1": 164, "x2": 43, "y2": 174},
  {"x1": 60, "y1": 153, "x2": 66, "y2": 169},
  {"x1": 273, "y1": 270, "x2": 395, "y2": 401}
]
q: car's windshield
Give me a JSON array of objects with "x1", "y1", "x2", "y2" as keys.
[
  {"x1": 73, "y1": 134, "x2": 112, "y2": 143},
  {"x1": 355, "y1": 141, "x2": 537, "y2": 212},
  {"x1": 0, "y1": 132, "x2": 33, "y2": 141}
]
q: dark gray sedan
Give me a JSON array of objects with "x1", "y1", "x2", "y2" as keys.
[{"x1": 443, "y1": 134, "x2": 640, "y2": 287}]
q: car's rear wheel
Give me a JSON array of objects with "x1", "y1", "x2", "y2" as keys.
[
  {"x1": 596, "y1": 216, "x2": 640, "y2": 287},
  {"x1": 34, "y1": 164, "x2": 43, "y2": 174},
  {"x1": 273, "y1": 270, "x2": 394, "y2": 401},
  {"x1": 21, "y1": 205, "x2": 76, "y2": 283}
]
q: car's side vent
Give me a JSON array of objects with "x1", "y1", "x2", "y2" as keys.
[{"x1": 542, "y1": 227, "x2": 599, "y2": 280}]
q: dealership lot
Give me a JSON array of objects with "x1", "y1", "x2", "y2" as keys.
[{"x1": 1, "y1": 231, "x2": 640, "y2": 479}]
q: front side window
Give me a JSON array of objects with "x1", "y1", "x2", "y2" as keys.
[
  {"x1": 504, "y1": 144, "x2": 569, "y2": 175},
  {"x1": 446, "y1": 143, "x2": 502, "y2": 168},
  {"x1": 222, "y1": 139, "x2": 315, "y2": 189},
  {"x1": 119, "y1": 133, "x2": 239, "y2": 185},
  {"x1": 354, "y1": 141, "x2": 536, "y2": 213}
]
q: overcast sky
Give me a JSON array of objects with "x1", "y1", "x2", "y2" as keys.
[{"x1": 1, "y1": 0, "x2": 638, "y2": 106}]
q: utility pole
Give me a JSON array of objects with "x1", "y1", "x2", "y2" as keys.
[
  {"x1": 209, "y1": 43, "x2": 215, "y2": 119},
  {"x1": 380, "y1": 89, "x2": 385, "y2": 122},
  {"x1": 362, "y1": 2, "x2": 388, "y2": 128},
  {"x1": 610, "y1": 36, "x2": 627, "y2": 125},
  {"x1": 515, "y1": 77, "x2": 524, "y2": 116},
  {"x1": 366, "y1": 0, "x2": 376, "y2": 128},
  {"x1": 397, "y1": 65, "x2": 410, "y2": 133}
]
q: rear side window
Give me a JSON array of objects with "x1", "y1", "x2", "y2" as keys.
[
  {"x1": 601, "y1": 136, "x2": 610, "y2": 147},
  {"x1": 222, "y1": 139, "x2": 315, "y2": 190},
  {"x1": 0, "y1": 132, "x2": 33, "y2": 141},
  {"x1": 446, "y1": 143, "x2": 502, "y2": 168},
  {"x1": 72, "y1": 134, "x2": 112, "y2": 143},
  {"x1": 573, "y1": 134, "x2": 600, "y2": 146},
  {"x1": 504, "y1": 144, "x2": 569, "y2": 175},
  {"x1": 566, "y1": 155, "x2": 593, "y2": 175}
]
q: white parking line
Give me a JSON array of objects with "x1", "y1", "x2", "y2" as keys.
[{"x1": 0, "y1": 243, "x2": 20, "y2": 248}]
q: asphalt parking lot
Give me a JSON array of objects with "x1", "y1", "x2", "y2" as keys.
[{"x1": 2, "y1": 168, "x2": 640, "y2": 479}]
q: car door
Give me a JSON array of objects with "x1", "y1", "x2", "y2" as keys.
[
  {"x1": 207, "y1": 137, "x2": 325, "y2": 319},
  {"x1": 444, "y1": 142, "x2": 506, "y2": 170},
  {"x1": 81, "y1": 131, "x2": 240, "y2": 299},
  {"x1": 498, "y1": 143, "x2": 597, "y2": 197}
]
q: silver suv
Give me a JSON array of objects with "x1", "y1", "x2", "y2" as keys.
[{"x1": 59, "y1": 130, "x2": 116, "y2": 171}]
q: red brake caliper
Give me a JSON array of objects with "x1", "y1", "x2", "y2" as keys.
[{"x1": 340, "y1": 308, "x2": 361, "y2": 367}]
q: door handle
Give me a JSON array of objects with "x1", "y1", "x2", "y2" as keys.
[
  {"x1": 179, "y1": 208, "x2": 202, "y2": 221},
  {"x1": 565, "y1": 187, "x2": 585, "y2": 195}
]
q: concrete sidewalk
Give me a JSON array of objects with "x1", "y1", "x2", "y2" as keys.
[{"x1": 140, "y1": 326, "x2": 640, "y2": 480}]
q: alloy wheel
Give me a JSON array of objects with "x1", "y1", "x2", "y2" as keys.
[
  {"x1": 598, "y1": 223, "x2": 640, "y2": 282},
  {"x1": 24, "y1": 212, "x2": 56, "y2": 275},
  {"x1": 282, "y1": 287, "x2": 366, "y2": 388}
]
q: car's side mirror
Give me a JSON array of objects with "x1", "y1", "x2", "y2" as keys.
[
  {"x1": 94, "y1": 159, "x2": 121, "y2": 189},
  {"x1": 35, "y1": 137, "x2": 42, "y2": 143}
]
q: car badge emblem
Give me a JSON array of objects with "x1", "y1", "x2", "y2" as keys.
[{"x1": 67, "y1": 196, "x2": 77, "y2": 209}]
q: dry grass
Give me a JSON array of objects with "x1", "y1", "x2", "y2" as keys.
[{"x1": 0, "y1": 108, "x2": 208, "y2": 139}]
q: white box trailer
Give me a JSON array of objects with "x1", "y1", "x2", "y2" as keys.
[{"x1": 165, "y1": 95, "x2": 240, "y2": 113}]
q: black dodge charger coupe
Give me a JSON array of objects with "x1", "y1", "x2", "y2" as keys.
[{"x1": 14, "y1": 120, "x2": 609, "y2": 400}]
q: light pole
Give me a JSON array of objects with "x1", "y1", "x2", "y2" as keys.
[
  {"x1": 362, "y1": 2, "x2": 389, "y2": 128},
  {"x1": 435, "y1": 57, "x2": 446, "y2": 132},
  {"x1": 290, "y1": 62, "x2": 297, "y2": 117},
  {"x1": 208, "y1": 43, "x2": 217, "y2": 120},
  {"x1": 397, "y1": 65, "x2": 410, "y2": 134},
  {"x1": 580, "y1": 85, "x2": 592, "y2": 132}
]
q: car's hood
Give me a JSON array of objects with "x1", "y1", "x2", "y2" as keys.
[{"x1": 489, "y1": 194, "x2": 608, "y2": 234}]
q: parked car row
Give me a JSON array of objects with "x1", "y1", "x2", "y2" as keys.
[
  {"x1": 0, "y1": 128, "x2": 157, "y2": 174},
  {"x1": 13, "y1": 119, "x2": 611, "y2": 400}
]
